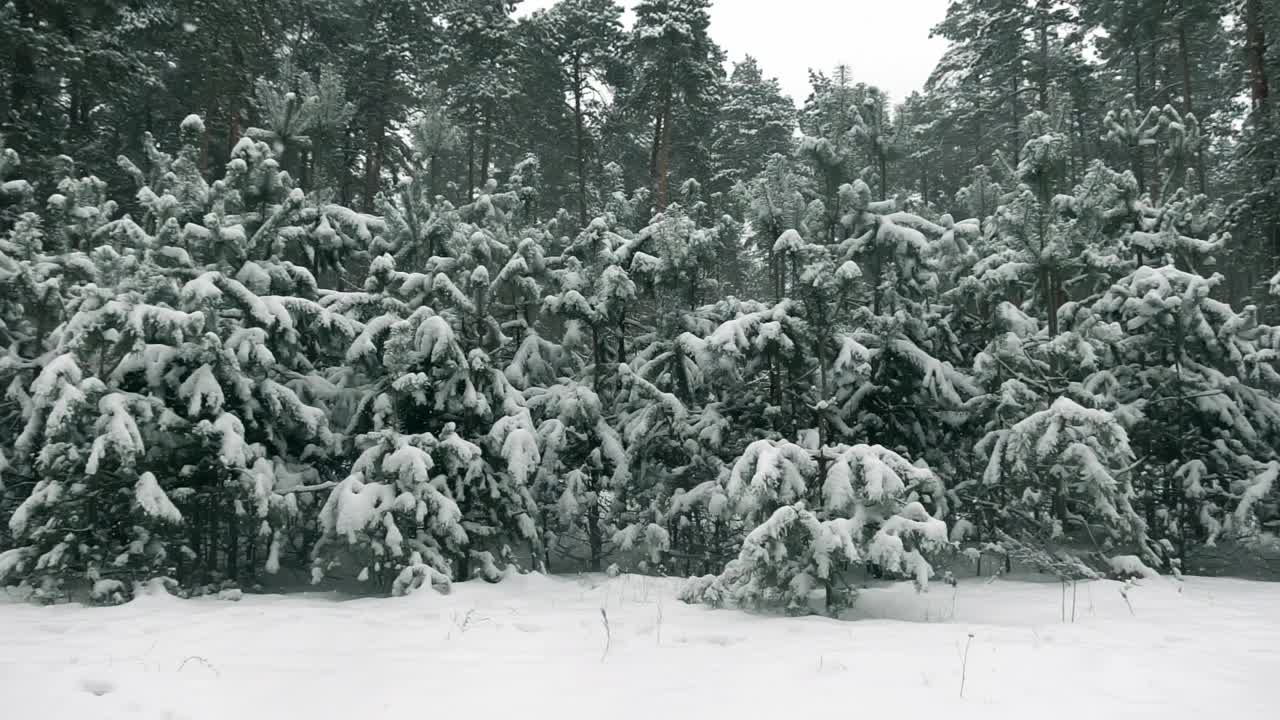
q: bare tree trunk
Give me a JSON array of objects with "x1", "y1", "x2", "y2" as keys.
[
  {"x1": 1037, "y1": 6, "x2": 1051, "y2": 112},
  {"x1": 573, "y1": 56, "x2": 589, "y2": 227},
  {"x1": 429, "y1": 152, "x2": 440, "y2": 199},
  {"x1": 1148, "y1": 39, "x2": 1163, "y2": 202},
  {"x1": 201, "y1": 106, "x2": 211, "y2": 175},
  {"x1": 881, "y1": 154, "x2": 888, "y2": 201},
  {"x1": 655, "y1": 94, "x2": 673, "y2": 211},
  {"x1": 1009, "y1": 73, "x2": 1021, "y2": 162},
  {"x1": 1131, "y1": 46, "x2": 1147, "y2": 193},
  {"x1": 615, "y1": 311, "x2": 626, "y2": 396},
  {"x1": 340, "y1": 127, "x2": 354, "y2": 206},
  {"x1": 229, "y1": 106, "x2": 242, "y2": 154},
  {"x1": 364, "y1": 115, "x2": 383, "y2": 212},
  {"x1": 592, "y1": 326, "x2": 603, "y2": 396},
  {"x1": 649, "y1": 112, "x2": 663, "y2": 191},
  {"x1": 480, "y1": 111, "x2": 492, "y2": 187},
  {"x1": 7, "y1": 0, "x2": 36, "y2": 152},
  {"x1": 1177, "y1": 22, "x2": 1194, "y2": 117},
  {"x1": 1041, "y1": 266, "x2": 1060, "y2": 336},
  {"x1": 466, "y1": 122, "x2": 476, "y2": 200},
  {"x1": 1246, "y1": 0, "x2": 1270, "y2": 110},
  {"x1": 587, "y1": 477, "x2": 602, "y2": 572}
]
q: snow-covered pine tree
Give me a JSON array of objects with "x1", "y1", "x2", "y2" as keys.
[
  {"x1": 681, "y1": 438, "x2": 949, "y2": 615},
  {"x1": 977, "y1": 395, "x2": 1153, "y2": 560},
  {"x1": 829, "y1": 178, "x2": 979, "y2": 458},
  {"x1": 524, "y1": 378, "x2": 629, "y2": 571},
  {"x1": 248, "y1": 64, "x2": 356, "y2": 193},
  {"x1": 541, "y1": 216, "x2": 635, "y2": 396},
  {"x1": 1083, "y1": 263, "x2": 1280, "y2": 559},
  {"x1": 709, "y1": 57, "x2": 796, "y2": 198},
  {"x1": 1, "y1": 118, "x2": 363, "y2": 599},
  {"x1": 327, "y1": 170, "x2": 556, "y2": 583},
  {"x1": 604, "y1": 203, "x2": 758, "y2": 571},
  {"x1": 310, "y1": 429, "x2": 465, "y2": 593},
  {"x1": 0, "y1": 136, "x2": 35, "y2": 234},
  {"x1": 741, "y1": 153, "x2": 809, "y2": 302}
]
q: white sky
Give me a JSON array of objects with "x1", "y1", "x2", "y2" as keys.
[{"x1": 517, "y1": 0, "x2": 951, "y2": 105}]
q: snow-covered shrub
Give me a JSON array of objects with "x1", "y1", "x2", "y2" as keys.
[
  {"x1": 527, "y1": 379, "x2": 627, "y2": 571},
  {"x1": 979, "y1": 396, "x2": 1153, "y2": 560},
  {"x1": 311, "y1": 430, "x2": 466, "y2": 589},
  {"x1": 684, "y1": 440, "x2": 949, "y2": 615},
  {"x1": 681, "y1": 503, "x2": 859, "y2": 615}
]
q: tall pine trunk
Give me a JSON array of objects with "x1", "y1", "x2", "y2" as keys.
[
  {"x1": 1037, "y1": 7, "x2": 1051, "y2": 112},
  {"x1": 7, "y1": 0, "x2": 36, "y2": 152},
  {"x1": 649, "y1": 113, "x2": 662, "y2": 193},
  {"x1": 1008, "y1": 73, "x2": 1021, "y2": 163},
  {"x1": 879, "y1": 151, "x2": 888, "y2": 201},
  {"x1": 480, "y1": 111, "x2": 492, "y2": 187},
  {"x1": 1131, "y1": 45, "x2": 1147, "y2": 193},
  {"x1": 573, "y1": 56, "x2": 589, "y2": 228},
  {"x1": 1246, "y1": 0, "x2": 1270, "y2": 110},
  {"x1": 1147, "y1": 40, "x2": 1163, "y2": 202},
  {"x1": 466, "y1": 122, "x2": 476, "y2": 200},
  {"x1": 429, "y1": 152, "x2": 440, "y2": 199},
  {"x1": 364, "y1": 114, "x2": 383, "y2": 213},
  {"x1": 1176, "y1": 20, "x2": 1207, "y2": 194},
  {"x1": 655, "y1": 88, "x2": 673, "y2": 211}
]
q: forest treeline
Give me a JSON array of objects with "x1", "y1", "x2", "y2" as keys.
[{"x1": 0, "y1": 0, "x2": 1278, "y2": 609}]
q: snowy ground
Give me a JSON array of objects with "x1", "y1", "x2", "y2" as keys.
[{"x1": 2, "y1": 573, "x2": 1277, "y2": 720}]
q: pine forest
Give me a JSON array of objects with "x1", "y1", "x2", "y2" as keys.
[{"x1": 1, "y1": 0, "x2": 1279, "y2": 612}]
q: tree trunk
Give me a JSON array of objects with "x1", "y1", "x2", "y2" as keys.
[
  {"x1": 1037, "y1": 8, "x2": 1051, "y2": 112},
  {"x1": 973, "y1": 100, "x2": 985, "y2": 170},
  {"x1": 655, "y1": 90, "x2": 674, "y2": 211},
  {"x1": 587, "y1": 487, "x2": 602, "y2": 572},
  {"x1": 7, "y1": 0, "x2": 36, "y2": 152},
  {"x1": 228, "y1": 499, "x2": 240, "y2": 580},
  {"x1": 1131, "y1": 45, "x2": 1146, "y2": 194},
  {"x1": 1147, "y1": 39, "x2": 1163, "y2": 202},
  {"x1": 1041, "y1": 266, "x2": 1060, "y2": 336},
  {"x1": 466, "y1": 122, "x2": 476, "y2": 200},
  {"x1": 1072, "y1": 104, "x2": 1089, "y2": 183},
  {"x1": 1132, "y1": 43, "x2": 1145, "y2": 108},
  {"x1": 615, "y1": 311, "x2": 626, "y2": 396},
  {"x1": 1009, "y1": 73, "x2": 1021, "y2": 162},
  {"x1": 340, "y1": 127, "x2": 354, "y2": 206},
  {"x1": 871, "y1": 244, "x2": 883, "y2": 315},
  {"x1": 299, "y1": 148, "x2": 310, "y2": 189},
  {"x1": 1246, "y1": 0, "x2": 1270, "y2": 110},
  {"x1": 1177, "y1": 19, "x2": 1208, "y2": 194},
  {"x1": 1177, "y1": 21, "x2": 1194, "y2": 116},
  {"x1": 201, "y1": 106, "x2": 212, "y2": 175},
  {"x1": 648, "y1": 112, "x2": 663, "y2": 193},
  {"x1": 592, "y1": 326, "x2": 603, "y2": 396},
  {"x1": 573, "y1": 56, "x2": 589, "y2": 228},
  {"x1": 364, "y1": 115, "x2": 383, "y2": 212},
  {"x1": 1054, "y1": 474, "x2": 1068, "y2": 524},
  {"x1": 879, "y1": 152, "x2": 888, "y2": 201},
  {"x1": 480, "y1": 111, "x2": 492, "y2": 187},
  {"x1": 227, "y1": 107, "x2": 241, "y2": 163}
]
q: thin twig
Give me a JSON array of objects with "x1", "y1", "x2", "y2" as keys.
[
  {"x1": 177, "y1": 655, "x2": 219, "y2": 676},
  {"x1": 960, "y1": 634, "x2": 975, "y2": 698},
  {"x1": 1119, "y1": 581, "x2": 1135, "y2": 616},
  {"x1": 599, "y1": 608, "x2": 611, "y2": 662},
  {"x1": 656, "y1": 598, "x2": 664, "y2": 646}
]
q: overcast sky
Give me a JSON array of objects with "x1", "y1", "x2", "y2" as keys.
[{"x1": 517, "y1": 0, "x2": 951, "y2": 105}]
